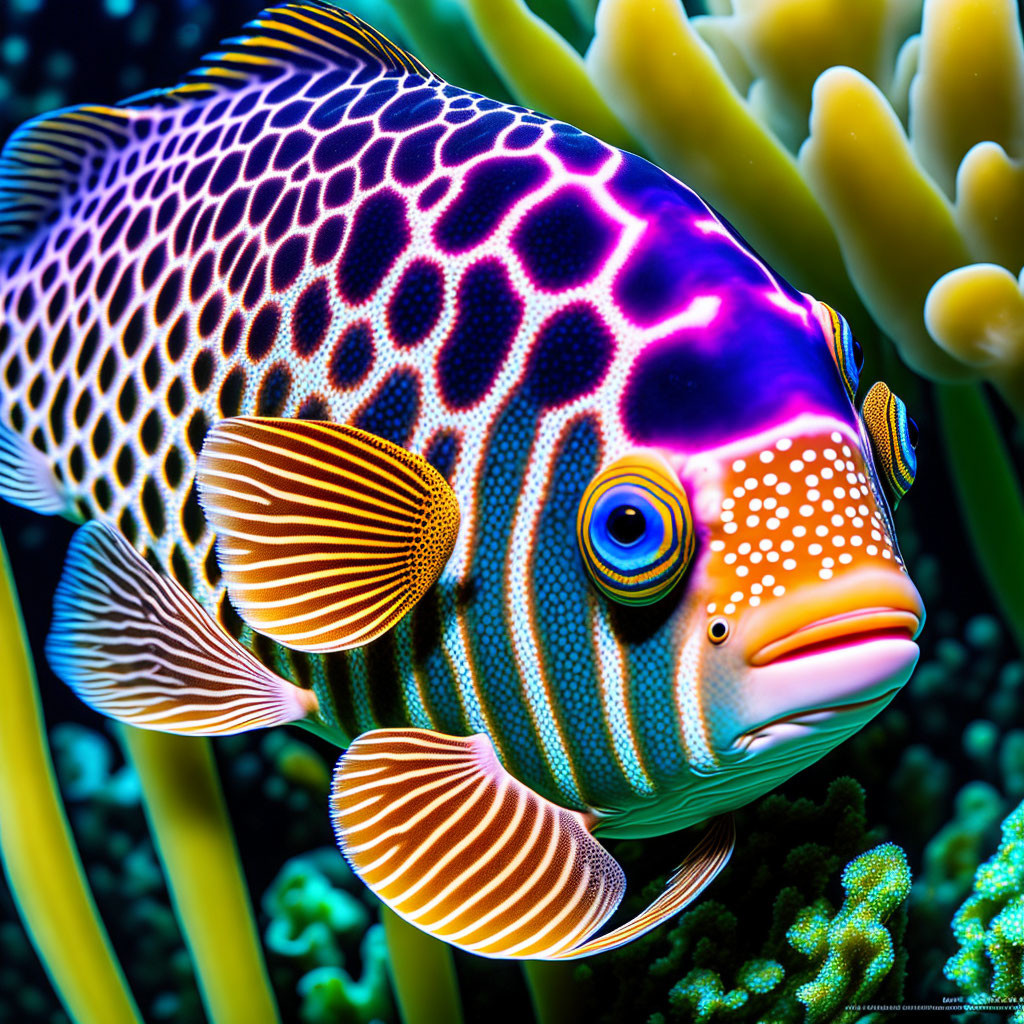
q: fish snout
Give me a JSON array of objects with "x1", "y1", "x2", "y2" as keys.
[{"x1": 743, "y1": 566, "x2": 924, "y2": 668}]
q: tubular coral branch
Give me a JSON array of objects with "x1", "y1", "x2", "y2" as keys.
[
  {"x1": 460, "y1": 0, "x2": 636, "y2": 151},
  {"x1": 380, "y1": 904, "x2": 464, "y2": 1024},
  {"x1": 935, "y1": 382, "x2": 1024, "y2": 654},
  {"x1": 0, "y1": 530, "x2": 142, "y2": 1024},
  {"x1": 121, "y1": 727, "x2": 281, "y2": 1024}
]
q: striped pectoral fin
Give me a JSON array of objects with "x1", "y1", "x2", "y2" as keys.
[
  {"x1": 331, "y1": 728, "x2": 626, "y2": 960},
  {"x1": 45, "y1": 521, "x2": 317, "y2": 735},
  {"x1": 0, "y1": 423, "x2": 72, "y2": 517},
  {"x1": 546, "y1": 813, "x2": 735, "y2": 960},
  {"x1": 196, "y1": 417, "x2": 460, "y2": 654}
]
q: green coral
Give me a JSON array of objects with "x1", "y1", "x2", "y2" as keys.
[
  {"x1": 792, "y1": 844, "x2": 911, "y2": 1022},
  {"x1": 262, "y1": 850, "x2": 393, "y2": 1024},
  {"x1": 945, "y1": 801, "x2": 1024, "y2": 1021},
  {"x1": 578, "y1": 779, "x2": 910, "y2": 1023}
]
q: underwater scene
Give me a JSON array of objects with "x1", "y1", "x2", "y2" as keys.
[{"x1": 1, "y1": 0, "x2": 1024, "y2": 1022}]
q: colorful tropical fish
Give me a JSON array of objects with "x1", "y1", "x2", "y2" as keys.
[{"x1": 0, "y1": 2, "x2": 924, "y2": 960}]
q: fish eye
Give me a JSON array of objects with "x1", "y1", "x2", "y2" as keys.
[
  {"x1": 819, "y1": 301, "x2": 861, "y2": 401},
  {"x1": 577, "y1": 453, "x2": 695, "y2": 606},
  {"x1": 861, "y1": 381, "x2": 917, "y2": 509},
  {"x1": 707, "y1": 617, "x2": 730, "y2": 644}
]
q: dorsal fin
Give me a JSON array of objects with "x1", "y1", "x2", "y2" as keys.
[
  {"x1": 0, "y1": 105, "x2": 132, "y2": 241},
  {"x1": 176, "y1": 2, "x2": 436, "y2": 93}
]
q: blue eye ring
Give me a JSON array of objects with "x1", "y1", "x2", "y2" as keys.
[
  {"x1": 818, "y1": 301, "x2": 862, "y2": 401},
  {"x1": 861, "y1": 381, "x2": 917, "y2": 509},
  {"x1": 577, "y1": 453, "x2": 695, "y2": 606}
]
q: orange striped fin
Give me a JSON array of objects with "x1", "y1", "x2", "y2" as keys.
[
  {"x1": 547, "y1": 814, "x2": 735, "y2": 959},
  {"x1": 197, "y1": 418, "x2": 460, "y2": 654},
  {"x1": 331, "y1": 729, "x2": 626, "y2": 960},
  {"x1": 46, "y1": 521, "x2": 317, "y2": 735}
]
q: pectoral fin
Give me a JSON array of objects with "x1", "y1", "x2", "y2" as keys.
[
  {"x1": 0, "y1": 423, "x2": 71, "y2": 516},
  {"x1": 330, "y1": 728, "x2": 734, "y2": 960},
  {"x1": 46, "y1": 521, "x2": 317, "y2": 734},
  {"x1": 197, "y1": 417, "x2": 460, "y2": 654}
]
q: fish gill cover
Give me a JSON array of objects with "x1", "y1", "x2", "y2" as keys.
[{"x1": 0, "y1": 1, "x2": 1022, "y2": 1023}]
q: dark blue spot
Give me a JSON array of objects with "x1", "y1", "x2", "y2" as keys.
[
  {"x1": 247, "y1": 304, "x2": 280, "y2": 360},
  {"x1": 337, "y1": 190, "x2": 408, "y2": 304},
  {"x1": 231, "y1": 90, "x2": 260, "y2": 118},
  {"x1": 270, "y1": 100, "x2": 312, "y2": 128},
  {"x1": 173, "y1": 199, "x2": 200, "y2": 256},
  {"x1": 313, "y1": 121, "x2": 374, "y2": 171},
  {"x1": 190, "y1": 251, "x2": 214, "y2": 301},
  {"x1": 309, "y1": 86, "x2": 362, "y2": 129},
  {"x1": 141, "y1": 242, "x2": 166, "y2": 288},
  {"x1": 274, "y1": 130, "x2": 314, "y2": 170},
  {"x1": 298, "y1": 180, "x2": 321, "y2": 225},
  {"x1": 124, "y1": 208, "x2": 150, "y2": 251},
  {"x1": 418, "y1": 177, "x2": 449, "y2": 210},
  {"x1": 204, "y1": 99, "x2": 230, "y2": 125},
  {"x1": 388, "y1": 259, "x2": 443, "y2": 348},
  {"x1": 257, "y1": 363, "x2": 292, "y2": 415},
  {"x1": 155, "y1": 269, "x2": 181, "y2": 324},
  {"x1": 266, "y1": 188, "x2": 299, "y2": 244},
  {"x1": 440, "y1": 111, "x2": 514, "y2": 164},
  {"x1": 325, "y1": 167, "x2": 355, "y2": 207},
  {"x1": 379, "y1": 87, "x2": 445, "y2": 131},
  {"x1": 477, "y1": 99, "x2": 501, "y2": 112},
  {"x1": 438, "y1": 260, "x2": 522, "y2": 408},
  {"x1": 547, "y1": 129, "x2": 608, "y2": 172},
  {"x1": 190, "y1": 205, "x2": 214, "y2": 253},
  {"x1": 100, "y1": 207, "x2": 129, "y2": 251},
  {"x1": 292, "y1": 279, "x2": 331, "y2": 357},
  {"x1": 523, "y1": 304, "x2": 613, "y2": 408},
  {"x1": 244, "y1": 135, "x2": 278, "y2": 180},
  {"x1": 229, "y1": 239, "x2": 259, "y2": 293},
  {"x1": 213, "y1": 189, "x2": 248, "y2": 240},
  {"x1": 425, "y1": 430, "x2": 458, "y2": 482},
  {"x1": 305, "y1": 71, "x2": 353, "y2": 100},
  {"x1": 271, "y1": 235, "x2": 307, "y2": 292},
  {"x1": 312, "y1": 215, "x2": 345, "y2": 265},
  {"x1": 250, "y1": 178, "x2": 285, "y2": 225},
  {"x1": 512, "y1": 186, "x2": 616, "y2": 290},
  {"x1": 445, "y1": 109, "x2": 474, "y2": 124},
  {"x1": 393, "y1": 124, "x2": 445, "y2": 186},
  {"x1": 349, "y1": 80, "x2": 399, "y2": 118},
  {"x1": 359, "y1": 137, "x2": 392, "y2": 189},
  {"x1": 195, "y1": 126, "x2": 222, "y2": 157},
  {"x1": 221, "y1": 312, "x2": 242, "y2": 356},
  {"x1": 353, "y1": 369, "x2": 420, "y2": 447},
  {"x1": 155, "y1": 194, "x2": 177, "y2": 231},
  {"x1": 506, "y1": 125, "x2": 542, "y2": 149},
  {"x1": 268, "y1": 74, "x2": 311, "y2": 103},
  {"x1": 435, "y1": 156, "x2": 546, "y2": 253},
  {"x1": 240, "y1": 109, "x2": 269, "y2": 145},
  {"x1": 199, "y1": 293, "x2": 223, "y2": 337},
  {"x1": 243, "y1": 257, "x2": 267, "y2": 310},
  {"x1": 297, "y1": 395, "x2": 329, "y2": 419},
  {"x1": 210, "y1": 152, "x2": 243, "y2": 195},
  {"x1": 329, "y1": 322, "x2": 373, "y2": 389}
]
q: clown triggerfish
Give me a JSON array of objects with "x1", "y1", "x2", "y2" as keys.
[{"x1": 0, "y1": 2, "x2": 924, "y2": 959}]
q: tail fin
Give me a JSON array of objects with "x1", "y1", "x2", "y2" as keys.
[{"x1": 47, "y1": 521, "x2": 317, "y2": 735}]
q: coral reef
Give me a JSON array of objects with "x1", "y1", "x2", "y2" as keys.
[
  {"x1": 945, "y1": 801, "x2": 1024, "y2": 1020},
  {"x1": 576, "y1": 779, "x2": 910, "y2": 1023}
]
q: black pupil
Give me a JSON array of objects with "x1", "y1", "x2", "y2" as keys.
[
  {"x1": 851, "y1": 336, "x2": 864, "y2": 373},
  {"x1": 907, "y1": 415, "x2": 919, "y2": 449},
  {"x1": 711, "y1": 620, "x2": 727, "y2": 639},
  {"x1": 608, "y1": 504, "x2": 646, "y2": 546}
]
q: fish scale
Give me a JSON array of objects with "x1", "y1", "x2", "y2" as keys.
[{"x1": 0, "y1": 2, "x2": 921, "y2": 849}]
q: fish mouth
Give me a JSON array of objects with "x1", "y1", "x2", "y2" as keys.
[{"x1": 748, "y1": 608, "x2": 921, "y2": 667}]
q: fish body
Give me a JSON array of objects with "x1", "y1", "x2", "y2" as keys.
[{"x1": 0, "y1": 3, "x2": 923, "y2": 958}]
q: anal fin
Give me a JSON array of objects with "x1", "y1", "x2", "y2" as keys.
[
  {"x1": 0, "y1": 423, "x2": 70, "y2": 516},
  {"x1": 46, "y1": 521, "x2": 317, "y2": 735},
  {"x1": 331, "y1": 728, "x2": 734, "y2": 960}
]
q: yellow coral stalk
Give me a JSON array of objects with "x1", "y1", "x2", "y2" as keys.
[
  {"x1": 380, "y1": 904, "x2": 464, "y2": 1024},
  {"x1": 460, "y1": 0, "x2": 635, "y2": 150},
  {"x1": 121, "y1": 728, "x2": 280, "y2": 1024},
  {"x1": 0, "y1": 529, "x2": 142, "y2": 1024}
]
